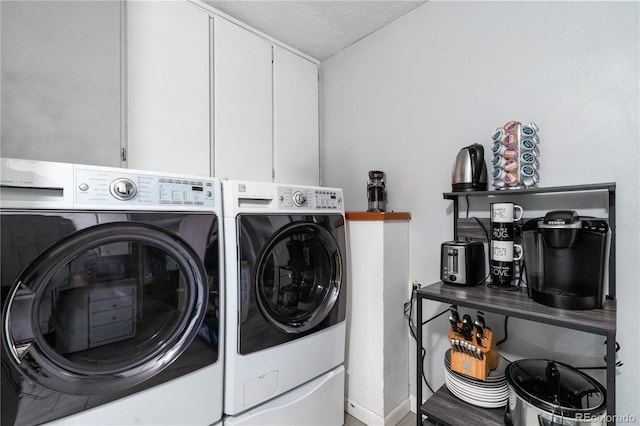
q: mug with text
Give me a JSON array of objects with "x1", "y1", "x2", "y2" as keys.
[
  {"x1": 491, "y1": 202, "x2": 523, "y2": 223},
  {"x1": 490, "y1": 241, "x2": 522, "y2": 286},
  {"x1": 490, "y1": 202, "x2": 523, "y2": 287}
]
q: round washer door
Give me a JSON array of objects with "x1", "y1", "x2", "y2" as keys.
[
  {"x1": 2, "y1": 222, "x2": 208, "y2": 394},
  {"x1": 254, "y1": 221, "x2": 342, "y2": 333}
]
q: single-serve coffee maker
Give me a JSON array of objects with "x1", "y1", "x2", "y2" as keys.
[{"x1": 522, "y1": 210, "x2": 611, "y2": 310}]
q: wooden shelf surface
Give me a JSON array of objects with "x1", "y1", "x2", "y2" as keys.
[
  {"x1": 420, "y1": 385, "x2": 505, "y2": 426},
  {"x1": 417, "y1": 281, "x2": 616, "y2": 336},
  {"x1": 345, "y1": 211, "x2": 411, "y2": 221}
]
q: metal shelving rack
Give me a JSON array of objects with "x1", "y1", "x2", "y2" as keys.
[{"x1": 416, "y1": 183, "x2": 617, "y2": 426}]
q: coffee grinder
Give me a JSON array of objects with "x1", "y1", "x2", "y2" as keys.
[{"x1": 367, "y1": 170, "x2": 386, "y2": 212}]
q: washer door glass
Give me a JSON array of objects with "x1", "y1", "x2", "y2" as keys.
[
  {"x1": 2, "y1": 222, "x2": 208, "y2": 395},
  {"x1": 255, "y1": 221, "x2": 342, "y2": 333}
]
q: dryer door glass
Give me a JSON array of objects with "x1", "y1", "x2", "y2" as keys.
[
  {"x1": 255, "y1": 221, "x2": 342, "y2": 333},
  {"x1": 2, "y1": 219, "x2": 213, "y2": 395}
]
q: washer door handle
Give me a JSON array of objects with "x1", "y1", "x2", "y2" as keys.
[
  {"x1": 3, "y1": 281, "x2": 35, "y2": 364},
  {"x1": 332, "y1": 251, "x2": 342, "y2": 290}
]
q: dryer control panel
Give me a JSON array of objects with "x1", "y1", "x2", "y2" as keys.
[
  {"x1": 278, "y1": 187, "x2": 343, "y2": 210},
  {"x1": 75, "y1": 167, "x2": 216, "y2": 209}
]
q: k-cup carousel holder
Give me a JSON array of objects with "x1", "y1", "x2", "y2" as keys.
[{"x1": 491, "y1": 121, "x2": 540, "y2": 190}]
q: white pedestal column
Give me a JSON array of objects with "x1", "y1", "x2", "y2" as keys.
[{"x1": 345, "y1": 212, "x2": 412, "y2": 426}]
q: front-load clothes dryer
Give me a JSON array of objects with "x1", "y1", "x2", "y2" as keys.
[
  {"x1": 0, "y1": 158, "x2": 224, "y2": 426},
  {"x1": 222, "y1": 180, "x2": 347, "y2": 425}
]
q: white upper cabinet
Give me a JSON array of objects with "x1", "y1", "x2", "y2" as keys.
[
  {"x1": 126, "y1": 1, "x2": 211, "y2": 176},
  {"x1": 1, "y1": 0, "x2": 320, "y2": 181},
  {"x1": 273, "y1": 46, "x2": 319, "y2": 185},
  {"x1": 1, "y1": 1, "x2": 122, "y2": 166},
  {"x1": 212, "y1": 15, "x2": 273, "y2": 181}
]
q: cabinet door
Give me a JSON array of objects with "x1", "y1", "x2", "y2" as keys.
[
  {"x1": 213, "y1": 16, "x2": 272, "y2": 181},
  {"x1": 273, "y1": 46, "x2": 319, "y2": 185},
  {"x1": 126, "y1": 1, "x2": 211, "y2": 176},
  {"x1": 0, "y1": 1, "x2": 122, "y2": 166}
]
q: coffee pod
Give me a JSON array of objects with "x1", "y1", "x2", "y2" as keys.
[
  {"x1": 520, "y1": 125, "x2": 537, "y2": 138},
  {"x1": 503, "y1": 120, "x2": 519, "y2": 134},
  {"x1": 520, "y1": 138, "x2": 540, "y2": 153},
  {"x1": 503, "y1": 146, "x2": 518, "y2": 159},
  {"x1": 521, "y1": 164, "x2": 537, "y2": 177},
  {"x1": 493, "y1": 131, "x2": 517, "y2": 146},
  {"x1": 523, "y1": 145, "x2": 540, "y2": 157},
  {"x1": 521, "y1": 165, "x2": 538, "y2": 187},
  {"x1": 503, "y1": 172, "x2": 518, "y2": 186},
  {"x1": 520, "y1": 151, "x2": 539, "y2": 166},
  {"x1": 492, "y1": 155, "x2": 507, "y2": 168},
  {"x1": 493, "y1": 169, "x2": 508, "y2": 188},
  {"x1": 527, "y1": 159, "x2": 540, "y2": 170},
  {"x1": 503, "y1": 159, "x2": 518, "y2": 172},
  {"x1": 492, "y1": 142, "x2": 504, "y2": 155},
  {"x1": 502, "y1": 133, "x2": 518, "y2": 146}
]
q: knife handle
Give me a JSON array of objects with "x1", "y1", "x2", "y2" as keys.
[
  {"x1": 475, "y1": 311, "x2": 485, "y2": 330},
  {"x1": 449, "y1": 305, "x2": 460, "y2": 332},
  {"x1": 461, "y1": 314, "x2": 473, "y2": 340}
]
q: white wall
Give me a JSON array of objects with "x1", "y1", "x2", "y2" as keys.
[{"x1": 320, "y1": 0, "x2": 639, "y2": 419}]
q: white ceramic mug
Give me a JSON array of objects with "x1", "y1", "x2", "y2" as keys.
[
  {"x1": 491, "y1": 202, "x2": 523, "y2": 223},
  {"x1": 491, "y1": 241, "x2": 523, "y2": 262}
]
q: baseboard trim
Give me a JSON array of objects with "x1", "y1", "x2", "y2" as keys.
[
  {"x1": 345, "y1": 398, "x2": 410, "y2": 425},
  {"x1": 409, "y1": 394, "x2": 417, "y2": 414}
]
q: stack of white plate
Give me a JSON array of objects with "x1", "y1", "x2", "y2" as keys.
[{"x1": 443, "y1": 349, "x2": 509, "y2": 408}]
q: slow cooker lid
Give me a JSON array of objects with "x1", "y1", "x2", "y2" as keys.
[{"x1": 507, "y1": 359, "x2": 605, "y2": 413}]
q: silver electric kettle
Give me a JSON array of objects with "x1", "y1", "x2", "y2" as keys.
[{"x1": 451, "y1": 143, "x2": 488, "y2": 192}]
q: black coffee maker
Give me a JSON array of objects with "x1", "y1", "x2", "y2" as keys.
[{"x1": 522, "y1": 210, "x2": 611, "y2": 310}]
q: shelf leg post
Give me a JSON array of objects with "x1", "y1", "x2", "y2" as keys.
[
  {"x1": 606, "y1": 332, "x2": 616, "y2": 426},
  {"x1": 416, "y1": 295, "x2": 423, "y2": 426},
  {"x1": 453, "y1": 199, "x2": 459, "y2": 240}
]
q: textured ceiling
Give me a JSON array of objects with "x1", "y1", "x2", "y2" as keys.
[{"x1": 202, "y1": 1, "x2": 427, "y2": 61}]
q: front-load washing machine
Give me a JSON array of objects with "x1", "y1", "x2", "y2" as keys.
[
  {"x1": 0, "y1": 158, "x2": 224, "y2": 426},
  {"x1": 222, "y1": 180, "x2": 347, "y2": 426}
]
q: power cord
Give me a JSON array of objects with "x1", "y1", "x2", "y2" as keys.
[
  {"x1": 496, "y1": 316, "x2": 509, "y2": 346},
  {"x1": 575, "y1": 340, "x2": 623, "y2": 370},
  {"x1": 405, "y1": 285, "x2": 449, "y2": 395}
]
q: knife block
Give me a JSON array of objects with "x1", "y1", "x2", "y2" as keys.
[{"x1": 448, "y1": 325, "x2": 499, "y2": 381}]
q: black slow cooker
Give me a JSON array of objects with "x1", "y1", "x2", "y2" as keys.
[{"x1": 505, "y1": 359, "x2": 607, "y2": 426}]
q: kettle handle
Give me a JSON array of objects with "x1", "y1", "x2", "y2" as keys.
[{"x1": 469, "y1": 144, "x2": 485, "y2": 186}]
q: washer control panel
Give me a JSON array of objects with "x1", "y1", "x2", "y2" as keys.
[
  {"x1": 75, "y1": 168, "x2": 216, "y2": 208},
  {"x1": 278, "y1": 186, "x2": 343, "y2": 210}
]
